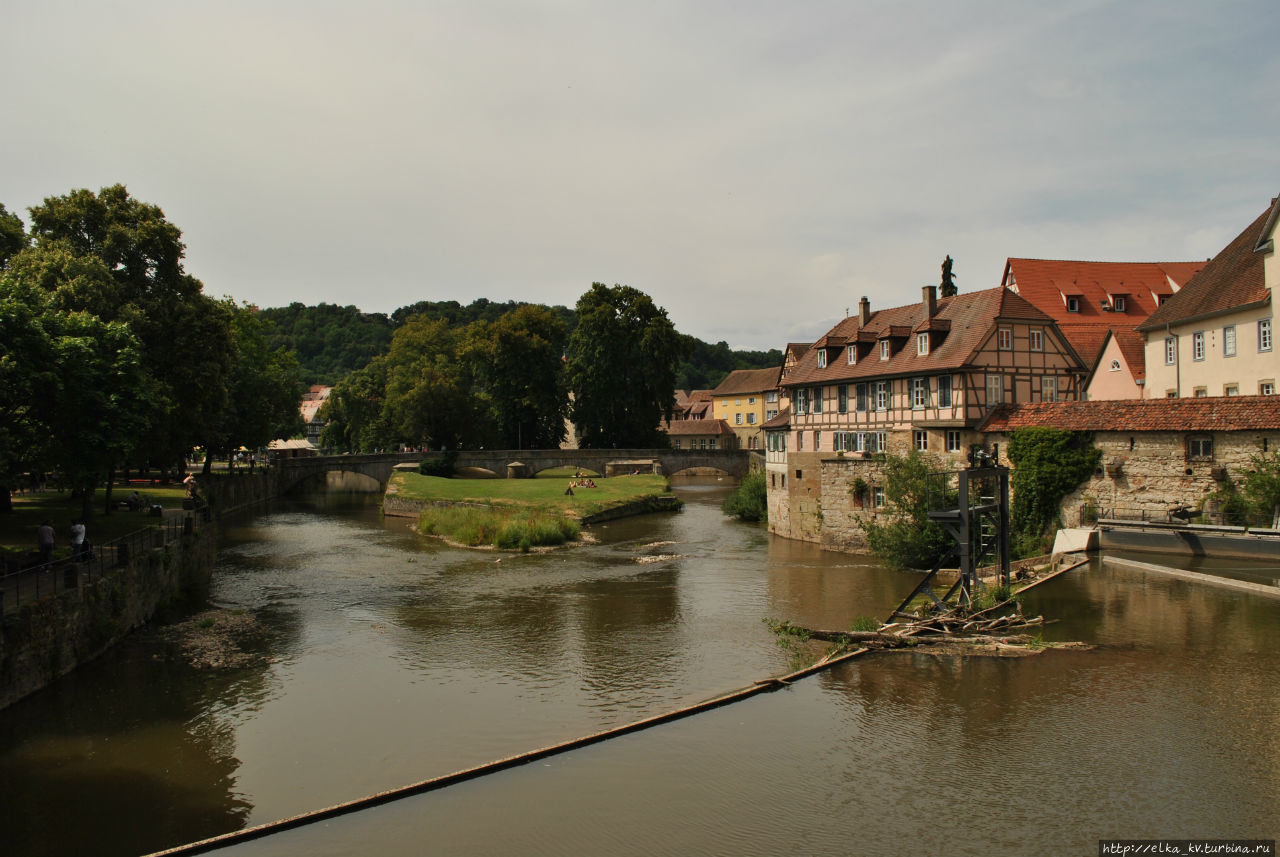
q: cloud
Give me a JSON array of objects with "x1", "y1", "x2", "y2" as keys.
[{"x1": 2, "y1": 0, "x2": 1278, "y2": 349}]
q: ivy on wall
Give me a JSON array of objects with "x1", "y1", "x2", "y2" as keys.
[{"x1": 1006, "y1": 427, "x2": 1102, "y2": 557}]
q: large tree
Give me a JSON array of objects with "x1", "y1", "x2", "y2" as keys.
[
  {"x1": 320, "y1": 358, "x2": 393, "y2": 453},
  {"x1": 0, "y1": 274, "x2": 149, "y2": 516},
  {"x1": 24, "y1": 185, "x2": 234, "y2": 470},
  {"x1": 471, "y1": 305, "x2": 570, "y2": 449},
  {"x1": 0, "y1": 203, "x2": 26, "y2": 268},
  {"x1": 202, "y1": 301, "x2": 305, "y2": 470},
  {"x1": 382, "y1": 316, "x2": 478, "y2": 450},
  {"x1": 566, "y1": 283, "x2": 683, "y2": 448}
]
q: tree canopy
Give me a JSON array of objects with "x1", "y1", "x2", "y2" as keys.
[{"x1": 566, "y1": 283, "x2": 684, "y2": 448}]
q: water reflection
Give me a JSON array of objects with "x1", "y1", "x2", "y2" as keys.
[{"x1": 1, "y1": 482, "x2": 1277, "y2": 857}]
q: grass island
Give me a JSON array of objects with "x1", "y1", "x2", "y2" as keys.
[{"x1": 385, "y1": 470, "x2": 681, "y2": 551}]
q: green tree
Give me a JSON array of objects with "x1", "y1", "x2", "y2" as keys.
[
  {"x1": 205, "y1": 302, "x2": 304, "y2": 466},
  {"x1": 472, "y1": 305, "x2": 569, "y2": 449},
  {"x1": 860, "y1": 451, "x2": 958, "y2": 569},
  {"x1": 382, "y1": 316, "x2": 477, "y2": 449},
  {"x1": 1006, "y1": 427, "x2": 1101, "y2": 556},
  {"x1": 320, "y1": 359, "x2": 393, "y2": 453},
  {"x1": 24, "y1": 185, "x2": 235, "y2": 471},
  {"x1": 566, "y1": 283, "x2": 684, "y2": 448},
  {"x1": 0, "y1": 203, "x2": 26, "y2": 268},
  {"x1": 722, "y1": 470, "x2": 768, "y2": 522},
  {"x1": 1241, "y1": 450, "x2": 1280, "y2": 526},
  {"x1": 0, "y1": 274, "x2": 149, "y2": 517}
]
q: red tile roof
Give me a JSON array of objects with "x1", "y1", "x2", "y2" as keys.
[
  {"x1": 981, "y1": 395, "x2": 1280, "y2": 433},
  {"x1": 712, "y1": 367, "x2": 782, "y2": 396},
  {"x1": 1002, "y1": 258, "x2": 1205, "y2": 367},
  {"x1": 782, "y1": 287, "x2": 1066, "y2": 387},
  {"x1": 1138, "y1": 198, "x2": 1277, "y2": 331},
  {"x1": 661, "y1": 419, "x2": 737, "y2": 437},
  {"x1": 761, "y1": 407, "x2": 791, "y2": 430}
]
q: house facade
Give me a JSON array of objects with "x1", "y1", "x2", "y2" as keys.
[
  {"x1": 662, "y1": 418, "x2": 737, "y2": 451},
  {"x1": 1082, "y1": 328, "x2": 1147, "y2": 401},
  {"x1": 710, "y1": 367, "x2": 782, "y2": 450},
  {"x1": 1138, "y1": 195, "x2": 1279, "y2": 399},
  {"x1": 766, "y1": 285, "x2": 1088, "y2": 550}
]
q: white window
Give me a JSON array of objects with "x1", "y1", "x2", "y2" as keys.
[
  {"x1": 766, "y1": 409, "x2": 778, "y2": 420},
  {"x1": 997, "y1": 328, "x2": 1012, "y2": 350},
  {"x1": 1261, "y1": 319, "x2": 1273, "y2": 352},
  {"x1": 917, "y1": 332, "x2": 929, "y2": 355},
  {"x1": 811, "y1": 387, "x2": 823, "y2": 413},
  {"x1": 1041, "y1": 376, "x2": 1058, "y2": 402},
  {"x1": 1261, "y1": 381, "x2": 1275, "y2": 395},
  {"x1": 911, "y1": 377, "x2": 929, "y2": 409},
  {"x1": 748, "y1": 397, "x2": 756, "y2": 405},
  {"x1": 986, "y1": 374, "x2": 1004, "y2": 406},
  {"x1": 938, "y1": 375, "x2": 952, "y2": 408},
  {"x1": 734, "y1": 413, "x2": 743, "y2": 425},
  {"x1": 880, "y1": 340, "x2": 890, "y2": 360},
  {"x1": 813, "y1": 431, "x2": 821, "y2": 450},
  {"x1": 946, "y1": 430, "x2": 962, "y2": 452},
  {"x1": 1165, "y1": 337, "x2": 1177, "y2": 365},
  {"x1": 766, "y1": 391, "x2": 778, "y2": 403},
  {"x1": 1193, "y1": 331, "x2": 1205, "y2": 361},
  {"x1": 1113, "y1": 296, "x2": 1126, "y2": 312},
  {"x1": 1029, "y1": 329, "x2": 1043, "y2": 352},
  {"x1": 1225, "y1": 385, "x2": 1239, "y2": 396},
  {"x1": 1194, "y1": 388, "x2": 1208, "y2": 398},
  {"x1": 1067, "y1": 296, "x2": 1080, "y2": 313},
  {"x1": 1109, "y1": 359, "x2": 1121, "y2": 371},
  {"x1": 794, "y1": 388, "x2": 808, "y2": 414},
  {"x1": 817, "y1": 350, "x2": 827, "y2": 369},
  {"x1": 872, "y1": 486, "x2": 886, "y2": 508},
  {"x1": 914, "y1": 430, "x2": 928, "y2": 451},
  {"x1": 874, "y1": 381, "x2": 888, "y2": 412},
  {"x1": 797, "y1": 431, "x2": 804, "y2": 450},
  {"x1": 847, "y1": 346, "x2": 857, "y2": 365},
  {"x1": 672, "y1": 439, "x2": 681, "y2": 449},
  {"x1": 747, "y1": 413, "x2": 756, "y2": 425},
  {"x1": 1224, "y1": 326, "x2": 1237, "y2": 358},
  {"x1": 709, "y1": 439, "x2": 717, "y2": 450}
]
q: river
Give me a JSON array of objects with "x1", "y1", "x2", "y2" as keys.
[{"x1": 0, "y1": 478, "x2": 1276, "y2": 856}]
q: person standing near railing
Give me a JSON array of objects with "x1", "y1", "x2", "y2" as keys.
[
  {"x1": 37, "y1": 520, "x2": 54, "y2": 565},
  {"x1": 70, "y1": 519, "x2": 86, "y2": 562}
]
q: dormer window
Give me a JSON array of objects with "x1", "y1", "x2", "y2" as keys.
[
  {"x1": 917, "y1": 332, "x2": 929, "y2": 356},
  {"x1": 1113, "y1": 296, "x2": 1126, "y2": 312},
  {"x1": 847, "y1": 346, "x2": 856, "y2": 365},
  {"x1": 880, "y1": 340, "x2": 890, "y2": 360},
  {"x1": 817, "y1": 350, "x2": 827, "y2": 369},
  {"x1": 1066, "y1": 296, "x2": 1080, "y2": 313}
]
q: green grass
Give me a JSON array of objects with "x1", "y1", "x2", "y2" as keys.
[
  {"x1": 1, "y1": 485, "x2": 189, "y2": 563},
  {"x1": 391, "y1": 472, "x2": 671, "y2": 519},
  {"x1": 396, "y1": 472, "x2": 672, "y2": 551}
]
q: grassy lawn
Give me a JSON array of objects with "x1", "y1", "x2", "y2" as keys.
[
  {"x1": 1, "y1": 485, "x2": 189, "y2": 564},
  {"x1": 391, "y1": 472, "x2": 671, "y2": 518}
]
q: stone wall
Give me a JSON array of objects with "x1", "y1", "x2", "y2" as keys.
[
  {"x1": 1003, "y1": 427, "x2": 1280, "y2": 525},
  {"x1": 0, "y1": 525, "x2": 216, "y2": 710}
]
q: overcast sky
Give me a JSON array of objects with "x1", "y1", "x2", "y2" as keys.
[{"x1": 3, "y1": 1, "x2": 1278, "y2": 350}]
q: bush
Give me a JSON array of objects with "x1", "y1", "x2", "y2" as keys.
[
  {"x1": 722, "y1": 470, "x2": 768, "y2": 522},
  {"x1": 1006, "y1": 428, "x2": 1101, "y2": 558},
  {"x1": 418, "y1": 450, "x2": 458, "y2": 478},
  {"x1": 859, "y1": 451, "x2": 957, "y2": 569}
]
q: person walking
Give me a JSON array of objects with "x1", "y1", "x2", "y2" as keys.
[{"x1": 37, "y1": 520, "x2": 55, "y2": 565}]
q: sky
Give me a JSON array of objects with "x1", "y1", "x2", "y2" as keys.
[{"x1": 3, "y1": 1, "x2": 1278, "y2": 351}]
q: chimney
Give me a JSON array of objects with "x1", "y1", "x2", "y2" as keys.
[
  {"x1": 922, "y1": 285, "x2": 937, "y2": 318},
  {"x1": 858, "y1": 296, "x2": 871, "y2": 325}
]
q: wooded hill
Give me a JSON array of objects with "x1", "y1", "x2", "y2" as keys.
[{"x1": 259, "y1": 299, "x2": 782, "y2": 391}]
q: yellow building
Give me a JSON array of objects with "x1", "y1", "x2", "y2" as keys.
[{"x1": 710, "y1": 367, "x2": 782, "y2": 450}]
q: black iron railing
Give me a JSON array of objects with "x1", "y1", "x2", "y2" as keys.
[{"x1": 1, "y1": 509, "x2": 206, "y2": 615}]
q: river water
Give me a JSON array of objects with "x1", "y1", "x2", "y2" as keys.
[{"x1": 1, "y1": 479, "x2": 1276, "y2": 856}]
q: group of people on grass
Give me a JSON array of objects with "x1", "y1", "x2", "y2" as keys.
[{"x1": 35, "y1": 518, "x2": 89, "y2": 566}]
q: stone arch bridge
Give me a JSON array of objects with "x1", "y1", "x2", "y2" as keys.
[{"x1": 275, "y1": 448, "x2": 755, "y2": 493}]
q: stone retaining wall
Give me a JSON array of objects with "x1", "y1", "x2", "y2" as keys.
[{"x1": 0, "y1": 526, "x2": 216, "y2": 710}]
